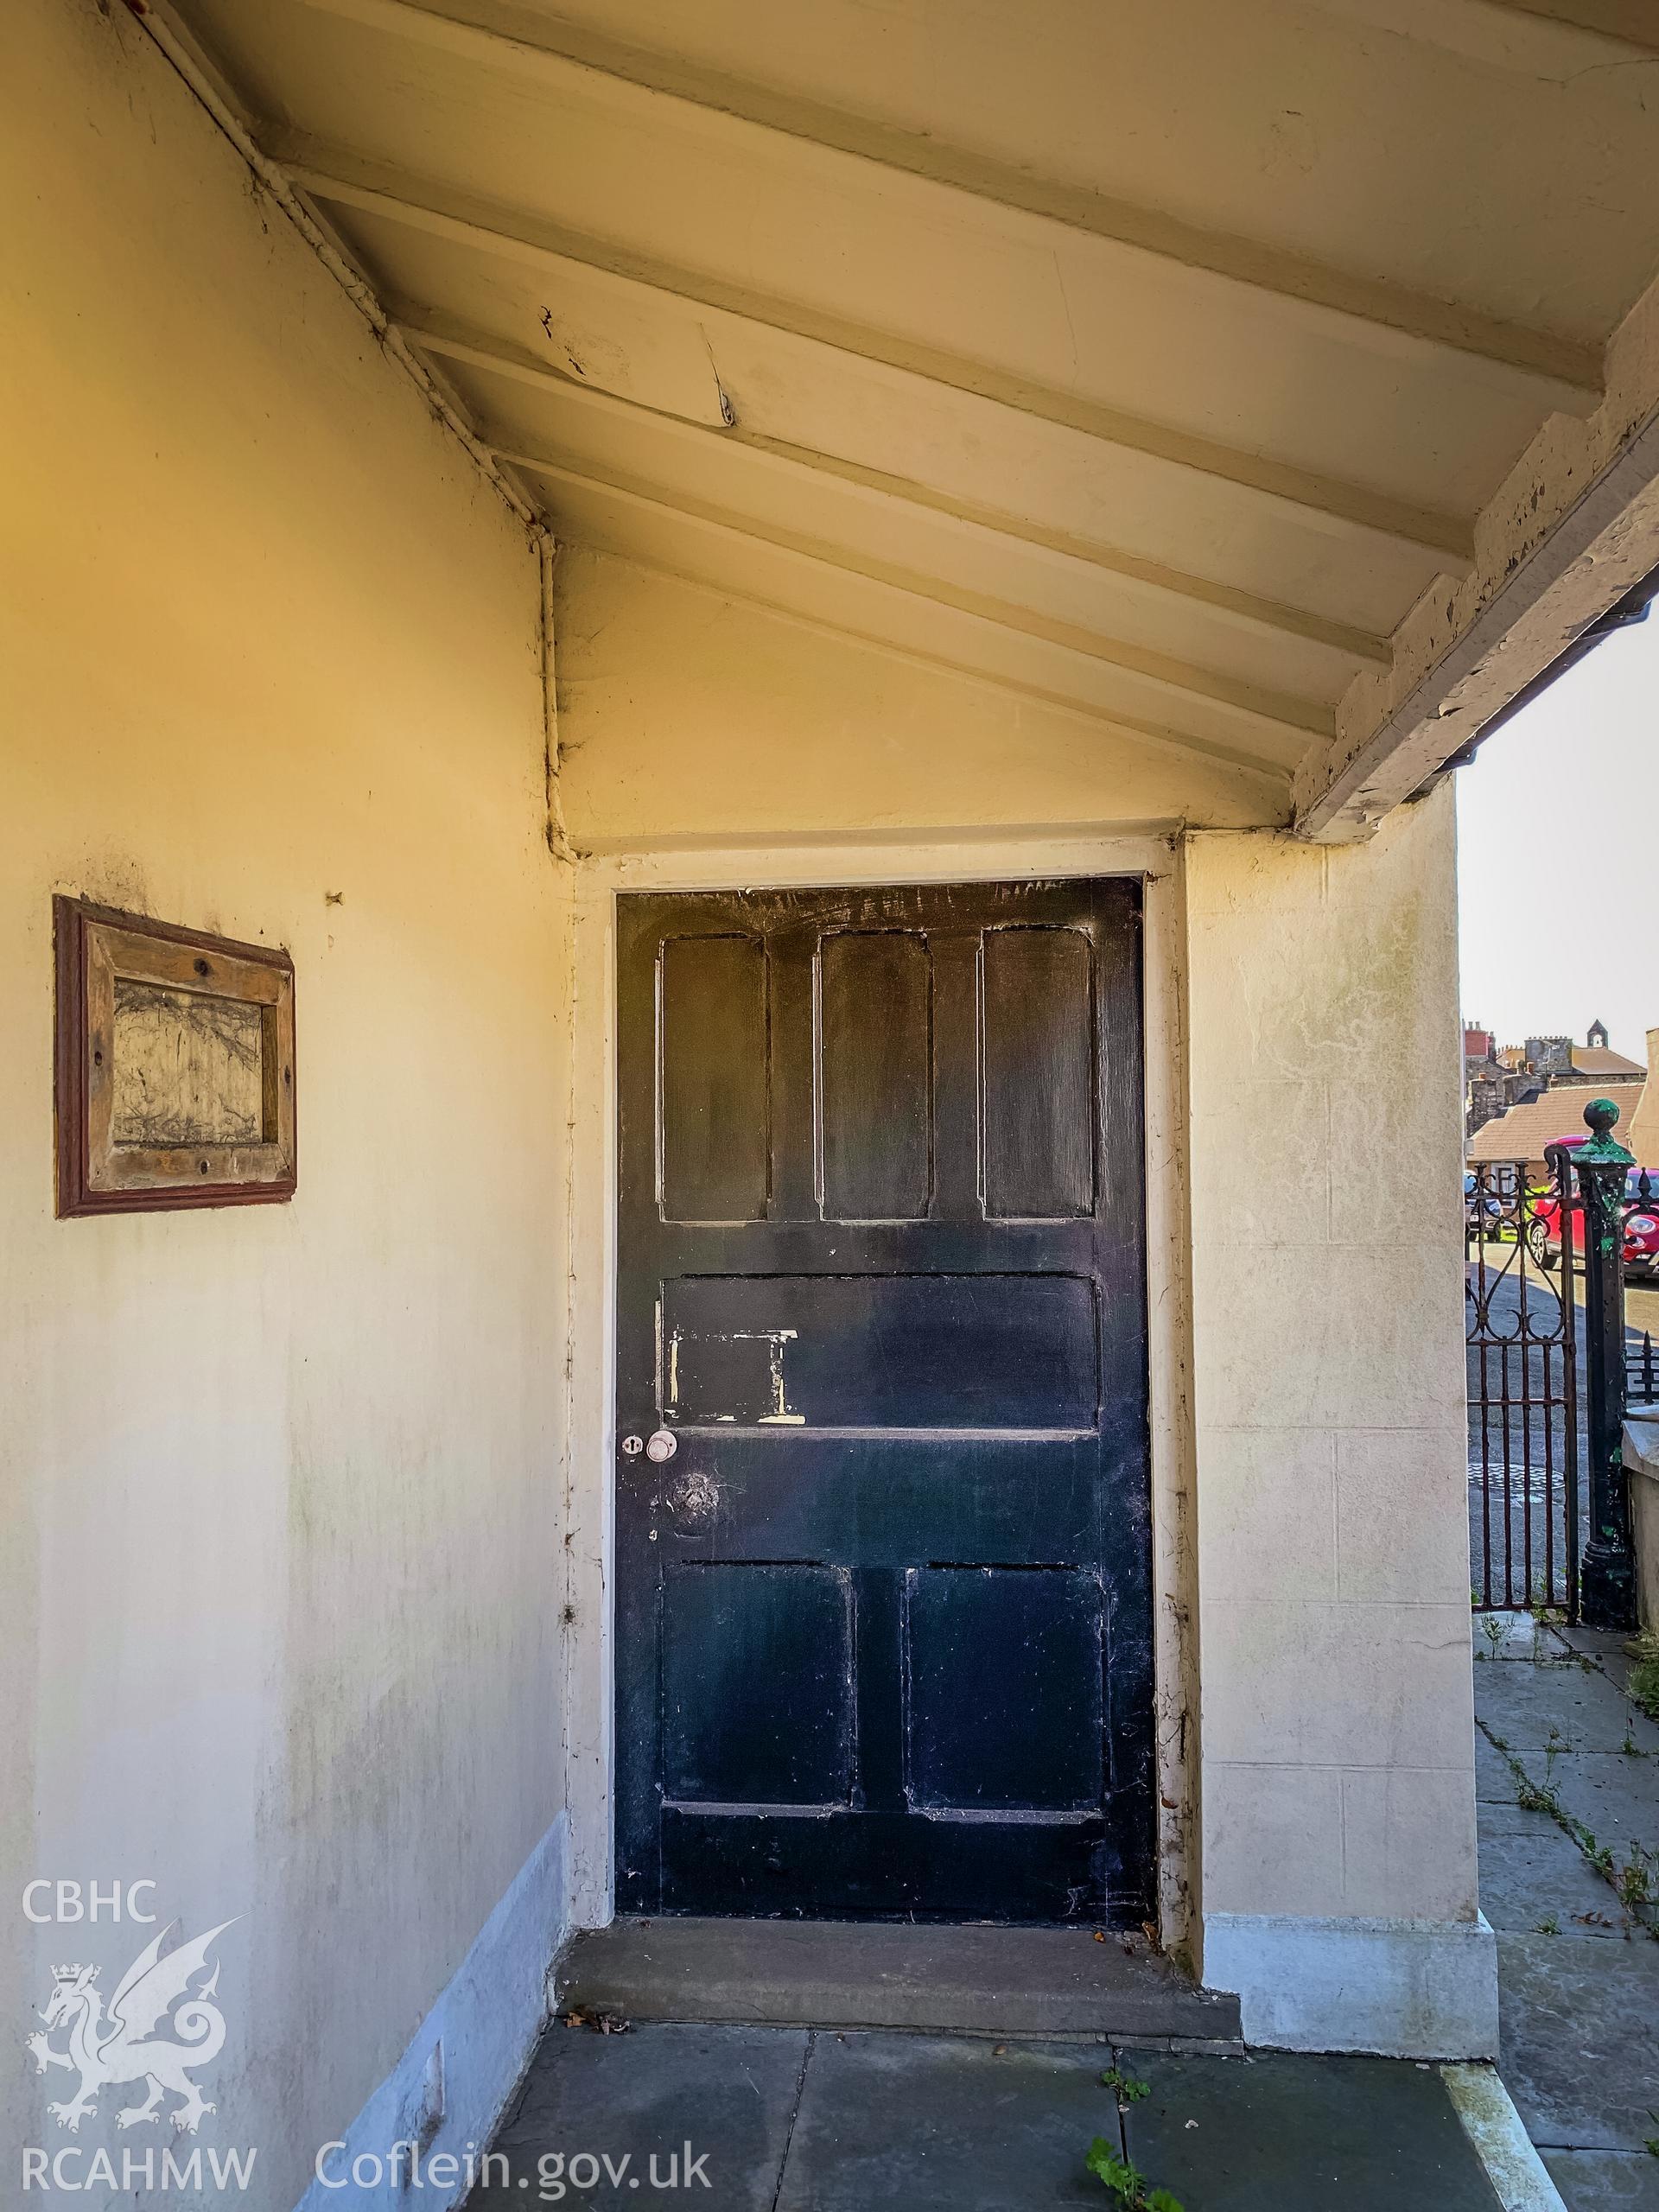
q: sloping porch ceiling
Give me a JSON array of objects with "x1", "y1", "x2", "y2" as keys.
[{"x1": 148, "y1": 0, "x2": 1659, "y2": 836}]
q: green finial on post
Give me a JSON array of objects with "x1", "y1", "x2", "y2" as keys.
[{"x1": 1580, "y1": 1096, "x2": 1635, "y2": 1166}]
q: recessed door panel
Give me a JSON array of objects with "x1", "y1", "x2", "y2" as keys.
[
  {"x1": 905, "y1": 1567, "x2": 1103, "y2": 1815},
  {"x1": 662, "y1": 1562, "x2": 855, "y2": 1808},
  {"x1": 818, "y1": 931, "x2": 931, "y2": 1220},
  {"x1": 659, "y1": 934, "x2": 769, "y2": 1222},
  {"x1": 982, "y1": 928, "x2": 1096, "y2": 1219}
]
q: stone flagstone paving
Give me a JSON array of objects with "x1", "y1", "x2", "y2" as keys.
[
  {"x1": 468, "y1": 2021, "x2": 1507, "y2": 2210},
  {"x1": 1474, "y1": 1615, "x2": 1659, "y2": 2212}
]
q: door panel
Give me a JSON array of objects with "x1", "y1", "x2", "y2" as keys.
[
  {"x1": 905, "y1": 1567, "x2": 1104, "y2": 1814},
  {"x1": 663, "y1": 1273, "x2": 1099, "y2": 1430},
  {"x1": 658, "y1": 933, "x2": 770, "y2": 1222},
  {"x1": 615, "y1": 879, "x2": 1151, "y2": 1923},
  {"x1": 982, "y1": 927, "x2": 1096, "y2": 1218},
  {"x1": 661, "y1": 1562, "x2": 855, "y2": 1809},
  {"x1": 818, "y1": 931, "x2": 932, "y2": 1221}
]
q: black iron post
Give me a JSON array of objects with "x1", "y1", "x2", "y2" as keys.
[{"x1": 1573, "y1": 1098, "x2": 1637, "y2": 1631}]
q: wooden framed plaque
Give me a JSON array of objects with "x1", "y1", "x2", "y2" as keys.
[{"x1": 54, "y1": 898, "x2": 296, "y2": 1216}]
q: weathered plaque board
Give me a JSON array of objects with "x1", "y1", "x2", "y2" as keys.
[{"x1": 54, "y1": 898, "x2": 296, "y2": 1215}]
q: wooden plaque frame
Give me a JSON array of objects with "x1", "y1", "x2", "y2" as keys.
[{"x1": 54, "y1": 897, "x2": 297, "y2": 1217}]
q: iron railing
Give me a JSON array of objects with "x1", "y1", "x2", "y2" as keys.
[
  {"x1": 1465, "y1": 1154, "x2": 1580, "y2": 1613},
  {"x1": 1628, "y1": 1165, "x2": 1658, "y2": 1407},
  {"x1": 1467, "y1": 1104, "x2": 1649, "y2": 1624}
]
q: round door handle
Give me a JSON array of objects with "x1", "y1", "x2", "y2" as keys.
[{"x1": 645, "y1": 1428, "x2": 678, "y2": 1464}]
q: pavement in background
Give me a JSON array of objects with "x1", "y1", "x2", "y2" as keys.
[{"x1": 1474, "y1": 1613, "x2": 1659, "y2": 2212}]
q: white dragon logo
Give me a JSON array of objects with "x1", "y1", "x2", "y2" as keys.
[{"x1": 28, "y1": 1919, "x2": 237, "y2": 2136}]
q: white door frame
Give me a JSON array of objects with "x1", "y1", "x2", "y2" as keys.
[{"x1": 559, "y1": 829, "x2": 1199, "y2": 1948}]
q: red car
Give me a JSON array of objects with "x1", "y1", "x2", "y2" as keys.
[{"x1": 1525, "y1": 1145, "x2": 1659, "y2": 1281}]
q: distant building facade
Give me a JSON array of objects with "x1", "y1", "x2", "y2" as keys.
[
  {"x1": 1468, "y1": 1077, "x2": 1654, "y2": 1180},
  {"x1": 1465, "y1": 1021, "x2": 1645, "y2": 1140}
]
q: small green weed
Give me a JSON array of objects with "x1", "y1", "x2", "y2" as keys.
[
  {"x1": 1628, "y1": 1632, "x2": 1659, "y2": 1724},
  {"x1": 1516, "y1": 1739, "x2": 1563, "y2": 1815},
  {"x1": 1101, "y1": 2067, "x2": 1151, "y2": 2104},
  {"x1": 1085, "y1": 2140, "x2": 1184, "y2": 2211},
  {"x1": 1515, "y1": 1774, "x2": 1560, "y2": 1816},
  {"x1": 1533, "y1": 1916, "x2": 1560, "y2": 1936},
  {"x1": 1617, "y1": 1845, "x2": 1654, "y2": 1916}
]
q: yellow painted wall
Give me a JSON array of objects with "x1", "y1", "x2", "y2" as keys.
[
  {"x1": 1185, "y1": 787, "x2": 1482, "y2": 2033},
  {"x1": 0, "y1": 1, "x2": 566, "y2": 2195},
  {"x1": 554, "y1": 546, "x2": 1293, "y2": 849}
]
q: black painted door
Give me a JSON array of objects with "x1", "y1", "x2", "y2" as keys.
[{"x1": 614, "y1": 880, "x2": 1151, "y2": 1923}]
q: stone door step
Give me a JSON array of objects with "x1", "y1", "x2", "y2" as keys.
[{"x1": 556, "y1": 1917, "x2": 1242, "y2": 2042}]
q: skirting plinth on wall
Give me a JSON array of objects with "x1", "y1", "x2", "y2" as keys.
[{"x1": 1202, "y1": 1911, "x2": 1498, "y2": 2058}]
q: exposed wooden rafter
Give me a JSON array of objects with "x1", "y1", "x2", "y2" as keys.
[
  {"x1": 537, "y1": 467, "x2": 1302, "y2": 787},
  {"x1": 280, "y1": 143, "x2": 1481, "y2": 571},
  {"x1": 152, "y1": 0, "x2": 1659, "y2": 842},
  {"x1": 1485, "y1": 0, "x2": 1659, "y2": 50},
  {"x1": 399, "y1": 311, "x2": 1391, "y2": 671},
  {"x1": 511, "y1": 451, "x2": 1332, "y2": 750},
  {"x1": 285, "y1": 0, "x2": 1605, "y2": 406}
]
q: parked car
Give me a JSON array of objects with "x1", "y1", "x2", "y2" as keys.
[
  {"x1": 1465, "y1": 1170, "x2": 1507, "y2": 1236},
  {"x1": 1524, "y1": 1156, "x2": 1659, "y2": 1281}
]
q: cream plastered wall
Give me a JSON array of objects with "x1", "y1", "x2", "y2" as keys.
[
  {"x1": 1185, "y1": 785, "x2": 1490, "y2": 2052},
  {"x1": 552, "y1": 545, "x2": 1293, "y2": 850},
  {"x1": 1, "y1": 3, "x2": 568, "y2": 2200}
]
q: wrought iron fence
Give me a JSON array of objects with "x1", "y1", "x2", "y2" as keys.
[
  {"x1": 1629, "y1": 1165, "x2": 1658, "y2": 1408},
  {"x1": 1465, "y1": 1154, "x2": 1580, "y2": 1613},
  {"x1": 1467, "y1": 1105, "x2": 1649, "y2": 1624}
]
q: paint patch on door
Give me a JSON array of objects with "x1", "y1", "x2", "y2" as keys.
[{"x1": 666, "y1": 1326, "x2": 803, "y2": 1425}]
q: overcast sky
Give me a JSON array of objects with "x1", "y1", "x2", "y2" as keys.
[{"x1": 1456, "y1": 608, "x2": 1656, "y2": 1067}]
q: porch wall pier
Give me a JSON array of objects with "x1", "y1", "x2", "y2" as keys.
[{"x1": 1185, "y1": 785, "x2": 1495, "y2": 2055}]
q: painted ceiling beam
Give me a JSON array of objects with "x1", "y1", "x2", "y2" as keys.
[
  {"x1": 282, "y1": 145, "x2": 1480, "y2": 573},
  {"x1": 1485, "y1": 0, "x2": 1659, "y2": 50},
  {"x1": 401, "y1": 311, "x2": 1391, "y2": 672},
  {"x1": 286, "y1": 0, "x2": 1604, "y2": 409},
  {"x1": 514, "y1": 454, "x2": 1325, "y2": 764},
  {"x1": 1294, "y1": 404, "x2": 1659, "y2": 840}
]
